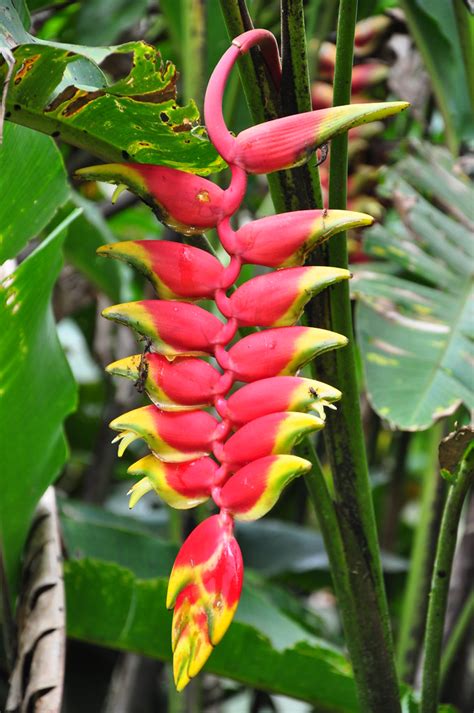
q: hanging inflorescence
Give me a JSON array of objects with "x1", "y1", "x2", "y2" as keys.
[{"x1": 80, "y1": 29, "x2": 408, "y2": 690}]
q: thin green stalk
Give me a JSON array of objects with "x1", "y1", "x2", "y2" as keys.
[
  {"x1": 309, "y1": 1, "x2": 401, "y2": 710},
  {"x1": 167, "y1": 665, "x2": 186, "y2": 713},
  {"x1": 280, "y1": 0, "x2": 323, "y2": 208},
  {"x1": 299, "y1": 437, "x2": 372, "y2": 661},
  {"x1": 398, "y1": 0, "x2": 459, "y2": 155},
  {"x1": 396, "y1": 424, "x2": 446, "y2": 683},
  {"x1": 452, "y1": 0, "x2": 474, "y2": 114},
  {"x1": 180, "y1": 0, "x2": 206, "y2": 108},
  {"x1": 440, "y1": 590, "x2": 474, "y2": 687},
  {"x1": 420, "y1": 448, "x2": 474, "y2": 713}
]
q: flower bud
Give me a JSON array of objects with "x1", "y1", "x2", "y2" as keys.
[
  {"x1": 351, "y1": 63, "x2": 389, "y2": 93},
  {"x1": 354, "y1": 16, "x2": 391, "y2": 57}
]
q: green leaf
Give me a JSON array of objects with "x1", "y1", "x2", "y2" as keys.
[
  {"x1": 352, "y1": 140, "x2": 474, "y2": 430},
  {"x1": 63, "y1": 193, "x2": 132, "y2": 302},
  {"x1": 0, "y1": 123, "x2": 69, "y2": 262},
  {"x1": 61, "y1": 500, "x2": 360, "y2": 710},
  {"x1": 0, "y1": 1, "x2": 225, "y2": 174},
  {"x1": 236, "y1": 518, "x2": 407, "y2": 583},
  {"x1": 73, "y1": 0, "x2": 148, "y2": 47},
  {"x1": 398, "y1": 0, "x2": 474, "y2": 152},
  {"x1": 0, "y1": 211, "x2": 79, "y2": 594}
]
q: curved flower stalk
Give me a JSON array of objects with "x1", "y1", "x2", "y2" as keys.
[{"x1": 89, "y1": 29, "x2": 409, "y2": 690}]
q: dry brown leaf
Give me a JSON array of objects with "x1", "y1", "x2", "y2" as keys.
[{"x1": 6, "y1": 487, "x2": 65, "y2": 713}]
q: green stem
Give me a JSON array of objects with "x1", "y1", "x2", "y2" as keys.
[
  {"x1": 311, "y1": 1, "x2": 401, "y2": 710},
  {"x1": 440, "y1": 590, "x2": 474, "y2": 688},
  {"x1": 280, "y1": 0, "x2": 323, "y2": 208},
  {"x1": 398, "y1": 0, "x2": 459, "y2": 155},
  {"x1": 300, "y1": 437, "x2": 372, "y2": 660},
  {"x1": 167, "y1": 665, "x2": 186, "y2": 713},
  {"x1": 180, "y1": 0, "x2": 206, "y2": 108},
  {"x1": 452, "y1": 0, "x2": 474, "y2": 114},
  {"x1": 420, "y1": 448, "x2": 474, "y2": 713},
  {"x1": 396, "y1": 424, "x2": 446, "y2": 683}
]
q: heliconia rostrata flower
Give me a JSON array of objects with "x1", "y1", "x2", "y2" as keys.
[{"x1": 82, "y1": 29, "x2": 408, "y2": 690}]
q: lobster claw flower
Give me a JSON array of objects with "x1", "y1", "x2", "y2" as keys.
[
  {"x1": 225, "y1": 266, "x2": 350, "y2": 327},
  {"x1": 102, "y1": 300, "x2": 224, "y2": 357},
  {"x1": 231, "y1": 102, "x2": 409, "y2": 174},
  {"x1": 224, "y1": 326, "x2": 348, "y2": 382},
  {"x1": 97, "y1": 241, "x2": 224, "y2": 301},
  {"x1": 223, "y1": 210, "x2": 373, "y2": 267},
  {"x1": 225, "y1": 376, "x2": 342, "y2": 425},
  {"x1": 219, "y1": 454, "x2": 311, "y2": 520},
  {"x1": 127, "y1": 454, "x2": 217, "y2": 509},
  {"x1": 106, "y1": 353, "x2": 221, "y2": 410},
  {"x1": 221, "y1": 411, "x2": 324, "y2": 470},
  {"x1": 109, "y1": 405, "x2": 219, "y2": 462},
  {"x1": 167, "y1": 514, "x2": 243, "y2": 691},
  {"x1": 76, "y1": 163, "x2": 239, "y2": 236}
]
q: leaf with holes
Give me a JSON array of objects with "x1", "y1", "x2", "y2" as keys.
[
  {"x1": 352, "y1": 140, "x2": 474, "y2": 430},
  {"x1": 0, "y1": 1, "x2": 224, "y2": 174}
]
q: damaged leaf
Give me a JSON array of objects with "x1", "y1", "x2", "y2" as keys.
[
  {"x1": 0, "y1": 1, "x2": 224, "y2": 174},
  {"x1": 439, "y1": 426, "x2": 474, "y2": 476}
]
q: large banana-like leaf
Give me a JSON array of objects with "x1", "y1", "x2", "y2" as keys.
[
  {"x1": 0, "y1": 213, "x2": 78, "y2": 594},
  {"x1": 352, "y1": 140, "x2": 473, "y2": 431},
  {"x1": 0, "y1": 0, "x2": 223, "y2": 174}
]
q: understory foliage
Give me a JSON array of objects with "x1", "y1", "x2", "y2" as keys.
[{"x1": 0, "y1": 1, "x2": 472, "y2": 713}]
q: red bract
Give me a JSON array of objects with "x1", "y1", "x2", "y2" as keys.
[
  {"x1": 91, "y1": 28, "x2": 409, "y2": 690},
  {"x1": 106, "y1": 353, "x2": 221, "y2": 410},
  {"x1": 226, "y1": 210, "x2": 373, "y2": 267},
  {"x1": 102, "y1": 300, "x2": 225, "y2": 356},
  {"x1": 225, "y1": 326, "x2": 348, "y2": 382},
  {"x1": 219, "y1": 455, "x2": 312, "y2": 520},
  {"x1": 224, "y1": 376, "x2": 341, "y2": 425},
  {"x1": 127, "y1": 455, "x2": 217, "y2": 509},
  {"x1": 76, "y1": 163, "x2": 238, "y2": 235},
  {"x1": 166, "y1": 514, "x2": 243, "y2": 690},
  {"x1": 98, "y1": 240, "x2": 225, "y2": 300},
  {"x1": 110, "y1": 405, "x2": 219, "y2": 462},
  {"x1": 223, "y1": 266, "x2": 350, "y2": 327},
  {"x1": 220, "y1": 411, "x2": 324, "y2": 470}
]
